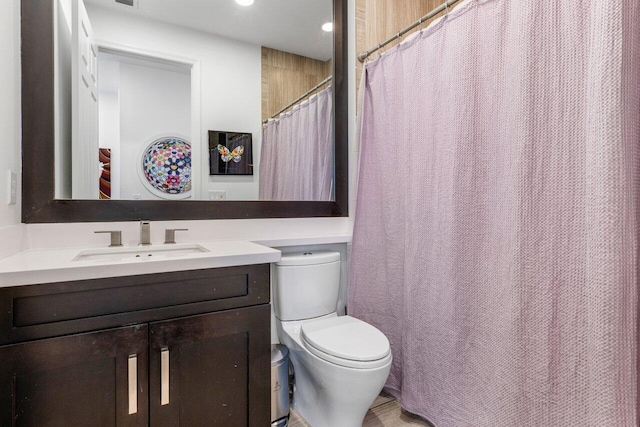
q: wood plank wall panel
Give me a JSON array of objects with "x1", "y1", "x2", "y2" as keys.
[
  {"x1": 356, "y1": 0, "x2": 447, "y2": 104},
  {"x1": 261, "y1": 47, "x2": 333, "y2": 121}
]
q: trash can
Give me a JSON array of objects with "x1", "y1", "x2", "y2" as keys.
[{"x1": 271, "y1": 344, "x2": 290, "y2": 426}]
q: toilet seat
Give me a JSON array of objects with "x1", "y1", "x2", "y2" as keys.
[{"x1": 300, "y1": 316, "x2": 391, "y2": 369}]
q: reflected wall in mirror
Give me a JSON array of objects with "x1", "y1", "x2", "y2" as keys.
[
  {"x1": 54, "y1": 0, "x2": 334, "y2": 202},
  {"x1": 21, "y1": 0, "x2": 347, "y2": 223}
]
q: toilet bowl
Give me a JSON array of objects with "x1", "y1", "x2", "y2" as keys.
[{"x1": 273, "y1": 251, "x2": 392, "y2": 427}]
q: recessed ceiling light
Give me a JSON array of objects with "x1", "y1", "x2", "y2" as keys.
[
  {"x1": 236, "y1": 0, "x2": 254, "y2": 6},
  {"x1": 322, "y1": 22, "x2": 333, "y2": 32}
]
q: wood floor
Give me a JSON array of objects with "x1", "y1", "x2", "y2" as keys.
[{"x1": 287, "y1": 394, "x2": 434, "y2": 427}]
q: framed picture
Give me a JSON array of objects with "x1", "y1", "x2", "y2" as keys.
[
  {"x1": 140, "y1": 136, "x2": 192, "y2": 199},
  {"x1": 209, "y1": 130, "x2": 253, "y2": 175}
]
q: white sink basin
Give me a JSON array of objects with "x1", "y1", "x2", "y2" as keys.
[{"x1": 73, "y1": 244, "x2": 209, "y2": 262}]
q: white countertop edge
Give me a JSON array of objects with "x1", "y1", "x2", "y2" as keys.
[{"x1": 0, "y1": 242, "x2": 281, "y2": 288}]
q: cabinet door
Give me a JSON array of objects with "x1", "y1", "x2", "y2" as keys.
[
  {"x1": 149, "y1": 305, "x2": 270, "y2": 427},
  {"x1": 0, "y1": 325, "x2": 149, "y2": 427}
]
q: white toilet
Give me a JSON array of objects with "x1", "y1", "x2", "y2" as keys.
[{"x1": 273, "y1": 251, "x2": 392, "y2": 427}]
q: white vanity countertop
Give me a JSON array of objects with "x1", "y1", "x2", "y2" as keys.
[{"x1": 0, "y1": 240, "x2": 281, "y2": 288}]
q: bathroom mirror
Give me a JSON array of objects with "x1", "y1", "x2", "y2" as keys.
[{"x1": 22, "y1": 0, "x2": 348, "y2": 223}]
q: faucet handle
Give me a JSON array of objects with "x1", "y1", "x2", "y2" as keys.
[
  {"x1": 164, "y1": 228, "x2": 188, "y2": 244},
  {"x1": 95, "y1": 230, "x2": 123, "y2": 247}
]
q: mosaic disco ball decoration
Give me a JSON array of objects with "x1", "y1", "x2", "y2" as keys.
[{"x1": 142, "y1": 137, "x2": 192, "y2": 195}]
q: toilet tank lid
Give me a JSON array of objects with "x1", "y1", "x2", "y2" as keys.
[{"x1": 276, "y1": 251, "x2": 340, "y2": 266}]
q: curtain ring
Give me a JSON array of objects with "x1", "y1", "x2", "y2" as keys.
[
  {"x1": 376, "y1": 43, "x2": 383, "y2": 59},
  {"x1": 445, "y1": 2, "x2": 450, "y2": 16}
]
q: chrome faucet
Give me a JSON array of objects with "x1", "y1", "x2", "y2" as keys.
[{"x1": 139, "y1": 220, "x2": 151, "y2": 246}]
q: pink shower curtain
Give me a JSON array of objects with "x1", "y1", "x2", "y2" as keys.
[
  {"x1": 349, "y1": 0, "x2": 640, "y2": 426},
  {"x1": 259, "y1": 86, "x2": 334, "y2": 201}
]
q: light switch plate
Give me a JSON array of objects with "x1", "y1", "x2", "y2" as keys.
[{"x1": 7, "y1": 170, "x2": 17, "y2": 205}]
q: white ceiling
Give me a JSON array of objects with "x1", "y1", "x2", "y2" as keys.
[{"x1": 84, "y1": 0, "x2": 334, "y2": 61}]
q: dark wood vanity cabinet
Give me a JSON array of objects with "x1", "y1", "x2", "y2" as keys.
[
  {"x1": 149, "y1": 306, "x2": 269, "y2": 426},
  {"x1": 0, "y1": 264, "x2": 271, "y2": 427},
  {"x1": 0, "y1": 324, "x2": 150, "y2": 427}
]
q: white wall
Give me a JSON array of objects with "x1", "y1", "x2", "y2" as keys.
[
  {"x1": 118, "y1": 61, "x2": 191, "y2": 200},
  {"x1": 54, "y1": 0, "x2": 73, "y2": 199},
  {"x1": 0, "y1": 0, "x2": 21, "y2": 229},
  {"x1": 98, "y1": 89, "x2": 121, "y2": 199},
  {"x1": 86, "y1": 4, "x2": 262, "y2": 201},
  {"x1": 348, "y1": 0, "x2": 357, "y2": 229}
]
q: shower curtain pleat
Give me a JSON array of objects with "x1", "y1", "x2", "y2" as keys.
[
  {"x1": 259, "y1": 86, "x2": 334, "y2": 201},
  {"x1": 348, "y1": 0, "x2": 640, "y2": 426}
]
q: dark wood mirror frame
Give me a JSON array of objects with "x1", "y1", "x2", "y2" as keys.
[{"x1": 21, "y1": 0, "x2": 348, "y2": 223}]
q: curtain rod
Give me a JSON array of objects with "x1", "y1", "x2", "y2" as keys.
[
  {"x1": 263, "y1": 75, "x2": 332, "y2": 124},
  {"x1": 358, "y1": 0, "x2": 461, "y2": 62}
]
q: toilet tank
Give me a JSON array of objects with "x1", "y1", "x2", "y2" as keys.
[{"x1": 273, "y1": 251, "x2": 341, "y2": 321}]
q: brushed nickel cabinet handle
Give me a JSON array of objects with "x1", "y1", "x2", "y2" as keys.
[
  {"x1": 161, "y1": 347, "x2": 170, "y2": 406},
  {"x1": 128, "y1": 354, "x2": 137, "y2": 415}
]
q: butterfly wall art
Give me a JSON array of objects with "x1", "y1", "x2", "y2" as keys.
[
  {"x1": 217, "y1": 144, "x2": 244, "y2": 163},
  {"x1": 209, "y1": 130, "x2": 254, "y2": 175}
]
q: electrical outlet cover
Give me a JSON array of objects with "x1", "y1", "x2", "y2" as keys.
[{"x1": 209, "y1": 190, "x2": 227, "y2": 201}]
